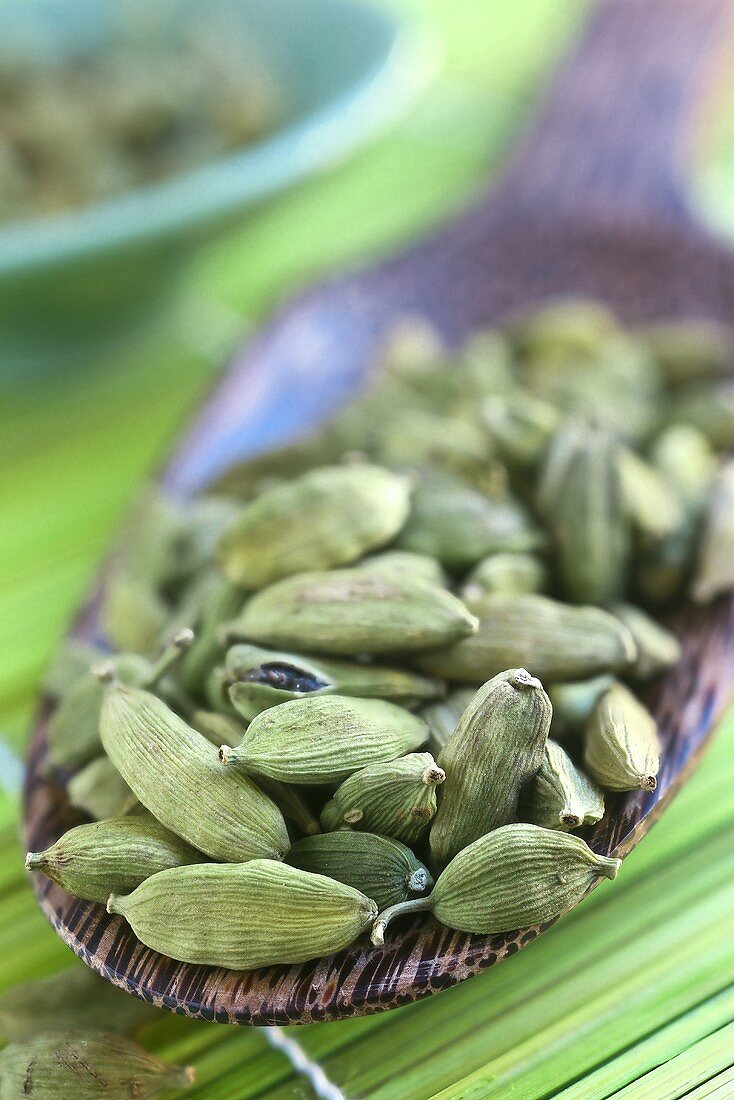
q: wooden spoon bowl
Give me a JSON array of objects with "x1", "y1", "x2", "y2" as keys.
[{"x1": 23, "y1": 0, "x2": 734, "y2": 1024}]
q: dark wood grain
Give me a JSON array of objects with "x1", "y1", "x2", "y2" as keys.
[{"x1": 23, "y1": 0, "x2": 734, "y2": 1024}]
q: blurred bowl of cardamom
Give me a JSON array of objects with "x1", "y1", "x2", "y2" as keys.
[{"x1": 0, "y1": 0, "x2": 434, "y2": 375}]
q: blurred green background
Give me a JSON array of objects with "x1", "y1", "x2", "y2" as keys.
[{"x1": 2, "y1": 1, "x2": 734, "y2": 1097}]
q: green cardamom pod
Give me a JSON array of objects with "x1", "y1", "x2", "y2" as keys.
[
  {"x1": 287, "y1": 832, "x2": 432, "y2": 911},
  {"x1": 396, "y1": 472, "x2": 543, "y2": 569},
  {"x1": 67, "y1": 755, "x2": 138, "y2": 820},
  {"x1": 650, "y1": 423, "x2": 716, "y2": 517},
  {"x1": 371, "y1": 823, "x2": 621, "y2": 943},
  {"x1": 191, "y1": 709, "x2": 245, "y2": 746},
  {"x1": 108, "y1": 860, "x2": 378, "y2": 968},
  {"x1": 175, "y1": 570, "x2": 242, "y2": 694},
  {"x1": 584, "y1": 681, "x2": 660, "y2": 791},
  {"x1": 100, "y1": 570, "x2": 170, "y2": 656},
  {"x1": 691, "y1": 460, "x2": 734, "y2": 603},
  {"x1": 215, "y1": 464, "x2": 411, "y2": 588},
  {"x1": 0, "y1": 966, "x2": 159, "y2": 1042},
  {"x1": 666, "y1": 381, "x2": 734, "y2": 449},
  {"x1": 225, "y1": 642, "x2": 442, "y2": 720},
  {"x1": 320, "y1": 752, "x2": 445, "y2": 844},
  {"x1": 99, "y1": 680, "x2": 289, "y2": 862},
  {"x1": 519, "y1": 739, "x2": 605, "y2": 831},
  {"x1": 25, "y1": 815, "x2": 202, "y2": 904},
  {"x1": 461, "y1": 552, "x2": 547, "y2": 599},
  {"x1": 482, "y1": 390, "x2": 560, "y2": 469},
  {"x1": 0, "y1": 1032, "x2": 193, "y2": 1098},
  {"x1": 351, "y1": 549, "x2": 445, "y2": 587},
  {"x1": 430, "y1": 669, "x2": 551, "y2": 866},
  {"x1": 640, "y1": 319, "x2": 730, "y2": 386},
  {"x1": 220, "y1": 695, "x2": 428, "y2": 785},
  {"x1": 539, "y1": 423, "x2": 629, "y2": 605},
  {"x1": 42, "y1": 639, "x2": 103, "y2": 699},
  {"x1": 611, "y1": 603, "x2": 681, "y2": 679},
  {"x1": 509, "y1": 299, "x2": 618, "y2": 358},
  {"x1": 549, "y1": 675, "x2": 614, "y2": 734},
  {"x1": 414, "y1": 593, "x2": 637, "y2": 684},
  {"x1": 224, "y1": 569, "x2": 478, "y2": 656},
  {"x1": 617, "y1": 447, "x2": 685, "y2": 543},
  {"x1": 420, "y1": 688, "x2": 477, "y2": 756}
]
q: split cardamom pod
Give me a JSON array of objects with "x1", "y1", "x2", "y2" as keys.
[
  {"x1": 220, "y1": 695, "x2": 428, "y2": 785},
  {"x1": 320, "y1": 752, "x2": 445, "y2": 843},
  {"x1": 108, "y1": 860, "x2": 378, "y2": 968},
  {"x1": 287, "y1": 832, "x2": 432, "y2": 911},
  {"x1": 430, "y1": 669, "x2": 551, "y2": 866},
  {"x1": 584, "y1": 681, "x2": 660, "y2": 791}
]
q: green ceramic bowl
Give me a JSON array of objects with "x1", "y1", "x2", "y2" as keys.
[{"x1": 0, "y1": 0, "x2": 434, "y2": 373}]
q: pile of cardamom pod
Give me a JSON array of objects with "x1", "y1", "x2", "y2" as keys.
[{"x1": 31, "y1": 300, "x2": 734, "y2": 970}]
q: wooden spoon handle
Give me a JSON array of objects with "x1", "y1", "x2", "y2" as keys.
[{"x1": 492, "y1": 0, "x2": 734, "y2": 228}]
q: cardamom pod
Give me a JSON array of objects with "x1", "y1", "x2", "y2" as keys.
[
  {"x1": 287, "y1": 832, "x2": 432, "y2": 911},
  {"x1": 192, "y1": 709, "x2": 245, "y2": 746},
  {"x1": 396, "y1": 472, "x2": 543, "y2": 569},
  {"x1": 100, "y1": 570, "x2": 170, "y2": 656},
  {"x1": 320, "y1": 752, "x2": 445, "y2": 844},
  {"x1": 650, "y1": 423, "x2": 716, "y2": 517},
  {"x1": 351, "y1": 549, "x2": 446, "y2": 587},
  {"x1": 430, "y1": 669, "x2": 551, "y2": 866},
  {"x1": 175, "y1": 570, "x2": 242, "y2": 694},
  {"x1": 25, "y1": 815, "x2": 202, "y2": 904},
  {"x1": 215, "y1": 464, "x2": 411, "y2": 588},
  {"x1": 372, "y1": 823, "x2": 621, "y2": 943},
  {"x1": 42, "y1": 638, "x2": 103, "y2": 699},
  {"x1": 224, "y1": 569, "x2": 478, "y2": 656},
  {"x1": 225, "y1": 642, "x2": 442, "y2": 720},
  {"x1": 414, "y1": 594, "x2": 637, "y2": 683},
  {"x1": 420, "y1": 688, "x2": 477, "y2": 756},
  {"x1": 482, "y1": 390, "x2": 560, "y2": 469},
  {"x1": 67, "y1": 755, "x2": 138, "y2": 820},
  {"x1": 0, "y1": 1032, "x2": 193, "y2": 1098},
  {"x1": 220, "y1": 695, "x2": 428, "y2": 785},
  {"x1": 691, "y1": 460, "x2": 734, "y2": 603},
  {"x1": 549, "y1": 675, "x2": 614, "y2": 734},
  {"x1": 519, "y1": 739, "x2": 605, "y2": 830},
  {"x1": 461, "y1": 552, "x2": 546, "y2": 599},
  {"x1": 509, "y1": 299, "x2": 618, "y2": 358},
  {"x1": 539, "y1": 423, "x2": 630, "y2": 605},
  {"x1": 666, "y1": 380, "x2": 734, "y2": 449},
  {"x1": 640, "y1": 319, "x2": 731, "y2": 386},
  {"x1": 584, "y1": 681, "x2": 660, "y2": 791},
  {"x1": 99, "y1": 680, "x2": 289, "y2": 862},
  {"x1": 0, "y1": 966, "x2": 158, "y2": 1042},
  {"x1": 618, "y1": 447, "x2": 685, "y2": 543},
  {"x1": 612, "y1": 603, "x2": 681, "y2": 679},
  {"x1": 108, "y1": 860, "x2": 378, "y2": 968}
]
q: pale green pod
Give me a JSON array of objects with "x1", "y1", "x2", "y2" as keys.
[
  {"x1": 396, "y1": 473, "x2": 543, "y2": 570},
  {"x1": 633, "y1": 525, "x2": 693, "y2": 606},
  {"x1": 414, "y1": 594, "x2": 637, "y2": 684},
  {"x1": 320, "y1": 752, "x2": 445, "y2": 844},
  {"x1": 430, "y1": 669, "x2": 551, "y2": 866},
  {"x1": 482, "y1": 390, "x2": 560, "y2": 469},
  {"x1": 191, "y1": 709, "x2": 246, "y2": 746},
  {"x1": 225, "y1": 643, "x2": 442, "y2": 719},
  {"x1": 420, "y1": 688, "x2": 477, "y2": 756},
  {"x1": 108, "y1": 860, "x2": 378, "y2": 968},
  {"x1": 540, "y1": 424, "x2": 630, "y2": 605},
  {"x1": 520, "y1": 739, "x2": 605, "y2": 830},
  {"x1": 639, "y1": 318, "x2": 731, "y2": 386},
  {"x1": 175, "y1": 570, "x2": 242, "y2": 694},
  {"x1": 215, "y1": 464, "x2": 411, "y2": 588},
  {"x1": 508, "y1": 298, "x2": 619, "y2": 358},
  {"x1": 666, "y1": 380, "x2": 734, "y2": 449},
  {"x1": 0, "y1": 966, "x2": 159, "y2": 1042},
  {"x1": 100, "y1": 682, "x2": 289, "y2": 862},
  {"x1": 462, "y1": 552, "x2": 547, "y2": 599},
  {"x1": 41, "y1": 639, "x2": 103, "y2": 699},
  {"x1": 612, "y1": 603, "x2": 681, "y2": 679},
  {"x1": 584, "y1": 682, "x2": 660, "y2": 791},
  {"x1": 47, "y1": 652, "x2": 151, "y2": 770},
  {"x1": 67, "y1": 755, "x2": 138, "y2": 820},
  {"x1": 618, "y1": 447, "x2": 685, "y2": 543},
  {"x1": 25, "y1": 816, "x2": 202, "y2": 904},
  {"x1": 220, "y1": 695, "x2": 428, "y2": 785},
  {"x1": 649, "y1": 423, "x2": 716, "y2": 517},
  {"x1": 100, "y1": 570, "x2": 170, "y2": 656},
  {"x1": 0, "y1": 1032, "x2": 193, "y2": 1099},
  {"x1": 224, "y1": 569, "x2": 478, "y2": 656},
  {"x1": 351, "y1": 549, "x2": 446, "y2": 587},
  {"x1": 692, "y1": 461, "x2": 734, "y2": 603},
  {"x1": 287, "y1": 832, "x2": 433, "y2": 911},
  {"x1": 373, "y1": 408, "x2": 493, "y2": 479},
  {"x1": 372, "y1": 823, "x2": 621, "y2": 944},
  {"x1": 549, "y1": 676, "x2": 614, "y2": 734}
]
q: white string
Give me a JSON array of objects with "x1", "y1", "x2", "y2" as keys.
[{"x1": 263, "y1": 1025, "x2": 347, "y2": 1100}]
